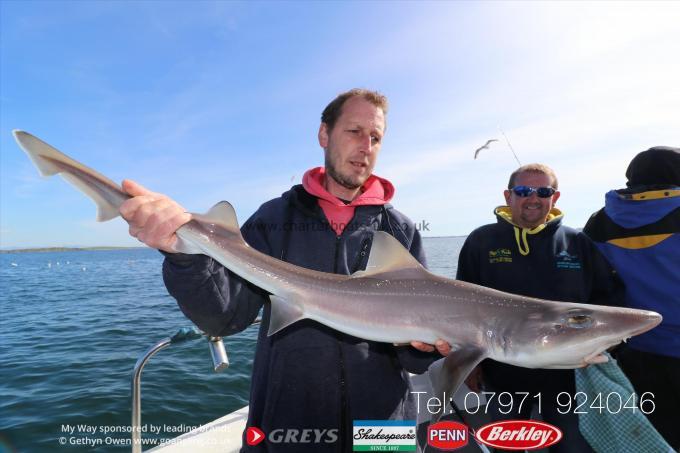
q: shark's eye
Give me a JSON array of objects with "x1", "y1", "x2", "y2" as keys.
[{"x1": 567, "y1": 314, "x2": 592, "y2": 328}]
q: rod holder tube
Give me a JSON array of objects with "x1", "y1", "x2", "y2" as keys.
[{"x1": 208, "y1": 336, "x2": 229, "y2": 371}]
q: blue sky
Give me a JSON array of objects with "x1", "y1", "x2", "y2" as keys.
[{"x1": 1, "y1": 1, "x2": 678, "y2": 248}]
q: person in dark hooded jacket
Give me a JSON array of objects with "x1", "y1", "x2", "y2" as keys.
[
  {"x1": 457, "y1": 163, "x2": 623, "y2": 453},
  {"x1": 119, "y1": 89, "x2": 450, "y2": 452},
  {"x1": 584, "y1": 146, "x2": 680, "y2": 450}
]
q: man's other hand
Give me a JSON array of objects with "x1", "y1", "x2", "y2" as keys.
[{"x1": 410, "y1": 339, "x2": 452, "y2": 356}]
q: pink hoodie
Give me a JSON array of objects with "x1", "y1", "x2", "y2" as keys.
[{"x1": 302, "y1": 167, "x2": 395, "y2": 235}]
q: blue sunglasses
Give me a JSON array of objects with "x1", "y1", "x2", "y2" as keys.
[{"x1": 511, "y1": 185, "x2": 556, "y2": 198}]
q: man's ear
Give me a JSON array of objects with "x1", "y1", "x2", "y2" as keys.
[
  {"x1": 503, "y1": 189, "x2": 512, "y2": 205},
  {"x1": 318, "y1": 123, "x2": 329, "y2": 148},
  {"x1": 552, "y1": 191, "x2": 561, "y2": 204}
]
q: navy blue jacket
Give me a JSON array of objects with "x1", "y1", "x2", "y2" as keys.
[
  {"x1": 456, "y1": 207, "x2": 624, "y2": 393},
  {"x1": 162, "y1": 185, "x2": 436, "y2": 452}
]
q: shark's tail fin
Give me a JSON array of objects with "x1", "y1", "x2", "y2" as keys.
[
  {"x1": 12, "y1": 130, "x2": 129, "y2": 222},
  {"x1": 14, "y1": 130, "x2": 67, "y2": 177}
]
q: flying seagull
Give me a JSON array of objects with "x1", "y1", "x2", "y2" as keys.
[{"x1": 474, "y1": 139, "x2": 499, "y2": 159}]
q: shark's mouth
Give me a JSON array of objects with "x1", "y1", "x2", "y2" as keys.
[
  {"x1": 581, "y1": 336, "x2": 630, "y2": 365},
  {"x1": 583, "y1": 351, "x2": 609, "y2": 365}
]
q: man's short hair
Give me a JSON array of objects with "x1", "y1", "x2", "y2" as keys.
[
  {"x1": 508, "y1": 163, "x2": 559, "y2": 190},
  {"x1": 321, "y1": 88, "x2": 388, "y2": 130}
]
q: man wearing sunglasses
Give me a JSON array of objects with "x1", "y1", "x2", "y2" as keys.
[{"x1": 456, "y1": 163, "x2": 623, "y2": 453}]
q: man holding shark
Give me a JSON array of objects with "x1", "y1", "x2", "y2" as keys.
[
  {"x1": 14, "y1": 105, "x2": 663, "y2": 452},
  {"x1": 457, "y1": 163, "x2": 624, "y2": 452},
  {"x1": 120, "y1": 89, "x2": 450, "y2": 452}
]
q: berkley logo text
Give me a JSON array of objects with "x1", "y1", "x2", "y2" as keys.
[
  {"x1": 427, "y1": 421, "x2": 468, "y2": 450},
  {"x1": 475, "y1": 420, "x2": 562, "y2": 450}
]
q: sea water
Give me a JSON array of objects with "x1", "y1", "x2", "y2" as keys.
[{"x1": 0, "y1": 237, "x2": 465, "y2": 451}]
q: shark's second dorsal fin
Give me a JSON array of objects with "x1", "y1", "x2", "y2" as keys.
[
  {"x1": 193, "y1": 201, "x2": 241, "y2": 232},
  {"x1": 177, "y1": 201, "x2": 243, "y2": 254},
  {"x1": 352, "y1": 231, "x2": 427, "y2": 278}
]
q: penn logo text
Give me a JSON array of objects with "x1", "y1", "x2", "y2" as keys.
[{"x1": 427, "y1": 420, "x2": 468, "y2": 450}]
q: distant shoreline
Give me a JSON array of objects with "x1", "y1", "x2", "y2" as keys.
[
  {"x1": 1, "y1": 236, "x2": 466, "y2": 254},
  {"x1": 0, "y1": 246, "x2": 147, "y2": 254}
]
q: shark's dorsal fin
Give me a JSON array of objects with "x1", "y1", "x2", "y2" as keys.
[{"x1": 351, "y1": 231, "x2": 426, "y2": 278}]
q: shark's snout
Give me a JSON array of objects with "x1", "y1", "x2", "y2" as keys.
[
  {"x1": 581, "y1": 310, "x2": 662, "y2": 366},
  {"x1": 629, "y1": 310, "x2": 663, "y2": 337}
]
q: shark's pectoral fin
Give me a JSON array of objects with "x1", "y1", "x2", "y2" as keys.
[
  {"x1": 429, "y1": 346, "x2": 486, "y2": 423},
  {"x1": 267, "y1": 295, "x2": 306, "y2": 336},
  {"x1": 351, "y1": 231, "x2": 429, "y2": 279}
]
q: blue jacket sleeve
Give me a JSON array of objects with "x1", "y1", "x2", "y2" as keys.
[{"x1": 162, "y1": 217, "x2": 271, "y2": 337}]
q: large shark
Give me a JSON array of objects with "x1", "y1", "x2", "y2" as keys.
[{"x1": 13, "y1": 130, "x2": 662, "y2": 421}]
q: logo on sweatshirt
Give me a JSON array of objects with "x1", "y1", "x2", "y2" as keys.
[
  {"x1": 555, "y1": 250, "x2": 581, "y2": 269},
  {"x1": 489, "y1": 248, "x2": 512, "y2": 264}
]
